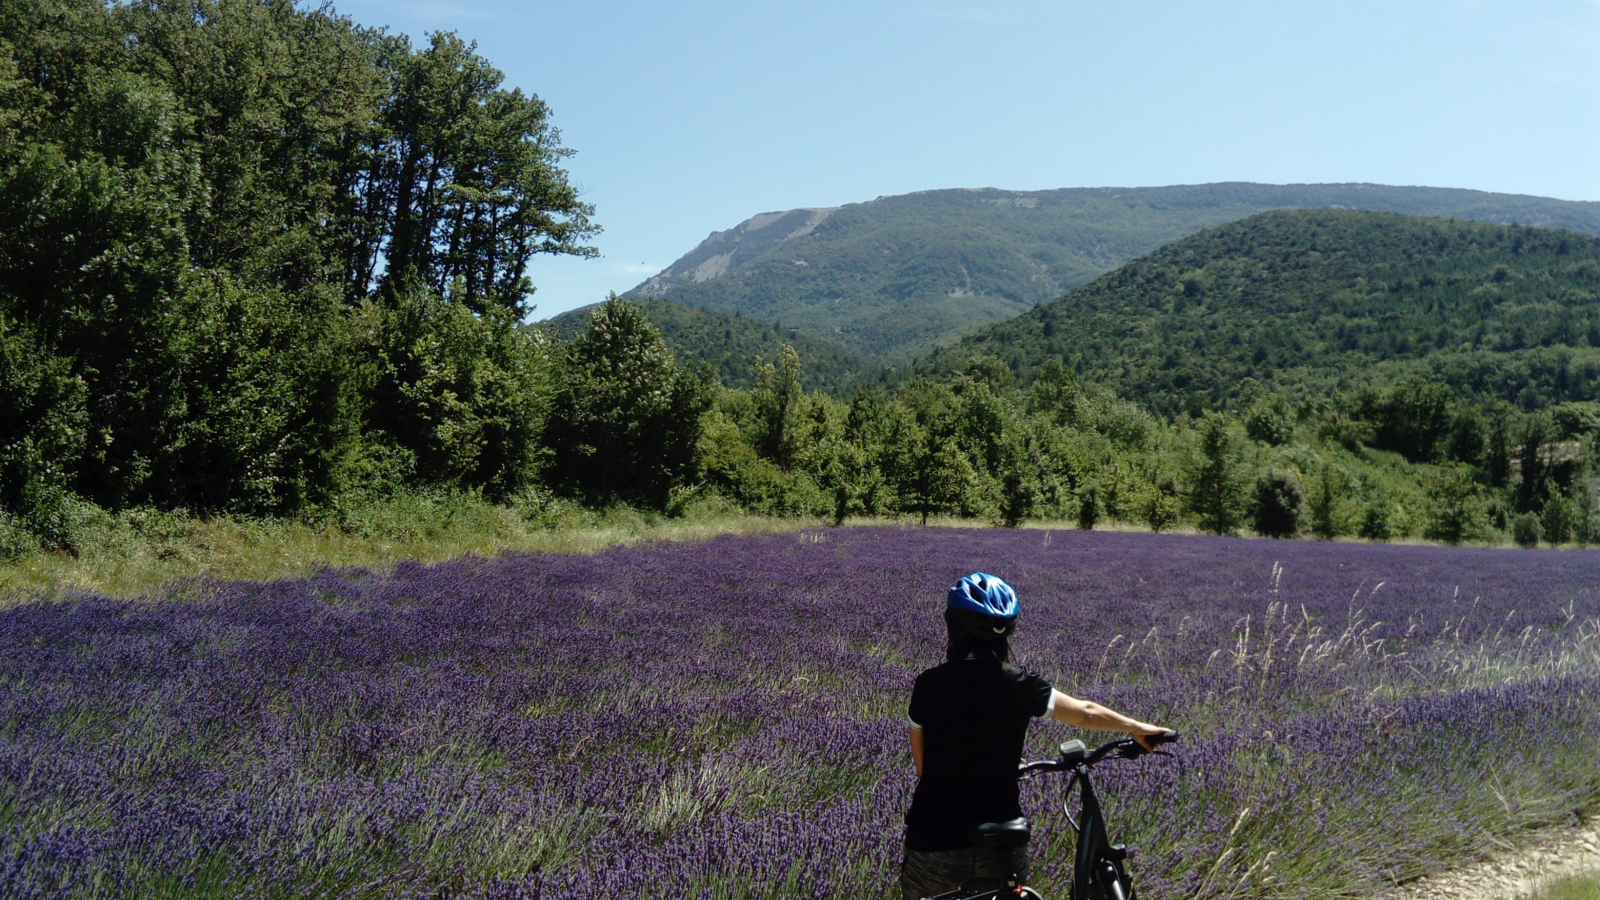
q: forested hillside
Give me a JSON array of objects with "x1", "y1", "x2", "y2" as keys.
[
  {"x1": 630, "y1": 184, "x2": 1600, "y2": 361},
  {"x1": 915, "y1": 210, "x2": 1600, "y2": 416},
  {"x1": 543, "y1": 298, "x2": 876, "y2": 393}
]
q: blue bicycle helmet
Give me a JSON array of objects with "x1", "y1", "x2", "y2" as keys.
[{"x1": 946, "y1": 572, "x2": 1019, "y2": 639}]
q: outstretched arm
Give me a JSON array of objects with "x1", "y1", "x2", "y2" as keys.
[{"x1": 1049, "y1": 690, "x2": 1170, "y2": 751}]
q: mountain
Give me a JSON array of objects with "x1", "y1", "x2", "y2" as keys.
[
  {"x1": 909, "y1": 209, "x2": 1600, "y2": 416},
  {"x1": 543, "y1": 298, "x2": 876, "y2": 393},
  {"x1": 626, "y1": 183, "x2": 1600, "y2": 362}
]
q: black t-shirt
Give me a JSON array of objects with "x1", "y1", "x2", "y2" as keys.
[{"x1": 905, "y1": 657, "x2": 1054, "y2": 851}]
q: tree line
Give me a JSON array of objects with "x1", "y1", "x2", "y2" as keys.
[{"x1": 3, "y1": 2, "x2": 1595, "y2": 554}]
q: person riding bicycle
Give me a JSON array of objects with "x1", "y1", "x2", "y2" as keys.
[{"x1": 901, "y1": 572, "x2": 1170, "y2": 900}]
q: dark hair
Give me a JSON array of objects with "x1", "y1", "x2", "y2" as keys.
[{"x1": 944, "y1": 610, "x2": 1010, "y2": 664}]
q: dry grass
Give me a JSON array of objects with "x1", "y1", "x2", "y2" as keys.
[
  {"x1": 1526, "y1": 872, "x2": 1600, "y2": 900},
  {"x1": 0, "y1": 496, "x2": 825, "y2": 605}
]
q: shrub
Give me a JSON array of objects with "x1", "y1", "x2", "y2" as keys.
[
  {"x1": 0, "y1": 511, "x2": 37, "y2": 560},
  {"x1": 1143, "y1": 476, "x2": 1180, "y2": 533},
  {"x1": 1252, "y1": 470, "x2": 1304, "y2": 539},
  {"x1": 1358, "y1": 504, "x2": 1393, "y2": 542},
  {"x1": 1511, "y1": 512, "x2": 1542, "y2": 548}
]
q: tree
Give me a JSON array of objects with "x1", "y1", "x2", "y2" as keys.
[
  {"x1": 1540, "y1": 483, "x2": 1574, "y2": 545},
  {"x1": 1423, "y1": 463, "x2": 1488, "y2": 545},
  {"x1": 1484, "y1": 406, "x2": 1513, "y2": 488},
  {"x1": 358, "y1": 286, "x2": 550, "y2": 501},
  {"x1": 120, "y1": 0, "x2": 384, "y2": 289},
  {"x1": 996, "y1": 431, "x2": 1039, "y2": 528},
  {"x1": 1185, "y1": 415, "x2": 1245, "y2": 535},
  {"x1": 1243, "y1": 390, "x2": 1293, "y2": 446},
  {"x1": 0, "y1": 315, "x2": 86, "y2": 524},
  {"x1": 1515, "y1": 415, "x2": 1548, "y2": 514},
  {"x1": 962, "y1": 354, "x2": 1012, "y2": 392},
  {"x1": 752, "y1": 344, "x2": 803, "y2": 468},
  {"x1": 545, "y1": 297, "x2": 709, "y2": 509},
  {"x1": 1251, "y1": 470, "x2": 1304, "y2": 538},
  {"x1": 1076, "y1": 483, "x2": 1100, "y2": 531},
  {"x1": 1027, "y1": 358, "x2": 1081, "y2": 426},
  {"x1": 1306, "y1": 467, "x2": 1342, "y2": 539},
  {"x1": 364, "y1": 32, "x2": 598, "y2": 314},
  {"x1": 885, "y1": 411, "x2": 974, "y2": 526}
]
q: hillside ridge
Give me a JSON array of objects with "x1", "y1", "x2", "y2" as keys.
[
  {"x1": 626, "y1": 183, "x2": 1600, "y2": 362},
  {"x1": 912, "y1": 208, "x2": 1600, "y2": 415}
]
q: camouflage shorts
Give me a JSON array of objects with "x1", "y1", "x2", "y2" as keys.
[{"x1": 899, "y1": 843, "x2": 1031, "y2": 900}]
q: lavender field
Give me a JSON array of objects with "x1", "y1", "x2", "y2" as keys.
[{"x1": 3, "y1": 528, "x2": 1598, "y2": 899}]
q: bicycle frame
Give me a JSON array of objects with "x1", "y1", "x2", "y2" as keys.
[
  {"x1": 926, "y1": 733, "x2": 1176, "y2": 900},
  {"x1": 1067, "y1": 756, "x2": 1132, "y2": 900}
]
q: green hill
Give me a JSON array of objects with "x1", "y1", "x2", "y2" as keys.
[
  {"x1": 543, "y1": 299, "x2": 875, "y2": 393},
  {"x1": 627, "y1": 184, "x2": 1600, "y2": 362},
  {"x1": 911, "y1": 210, "x2": 1600, "y2": 416}
]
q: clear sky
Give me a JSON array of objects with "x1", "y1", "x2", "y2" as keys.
[{"x1": 331, "y1": 0, "x2": 1600, "y2": 320}]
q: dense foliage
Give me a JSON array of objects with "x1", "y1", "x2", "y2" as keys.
[
  {"x1": 0, "y1": 0, "x2": 594, "y2": 525},
  {"x1": 3, "y1": 528, "x2": 1596, "y2": 897},
  {"x1": 632, "y1": 185, "x2": 1600, "y2": 361},
  {"x1": 543, "y1": 298, "x2": 875, "y2": 394},
  {"x1": 914, "y1": 210, "x2": 1600, "y2": 416}
]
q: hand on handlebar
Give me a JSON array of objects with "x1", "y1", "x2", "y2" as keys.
[{"x1": 1131, "y1": 725, "x2": 1177, "y2": 753}]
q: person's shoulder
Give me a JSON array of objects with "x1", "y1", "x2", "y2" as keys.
[
  {"x1": 914, "y1": 660, "x2": 965, "y2": 688},
  {"x1": 1001, "y1": 662, "x2": 1051, "y2": 687}
]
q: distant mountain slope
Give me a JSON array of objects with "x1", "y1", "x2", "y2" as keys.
[
  {"x1": 543, "y1": 299, "x2": 874, "y2": 393},
  {"x1": 911, "y1": 210, "x2": 1600, "y2": 415},
  {"x1": 627, "y1": 183, "x2": 1600, "y2": 362}
]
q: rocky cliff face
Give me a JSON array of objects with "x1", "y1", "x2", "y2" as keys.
[{"x1": 631, "y1": 206, "x2": 837, "y2": 297}]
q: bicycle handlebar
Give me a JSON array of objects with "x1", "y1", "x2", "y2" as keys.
[{"x1": 1019, "y1": 731, "x2": 1179, "y2": 777}]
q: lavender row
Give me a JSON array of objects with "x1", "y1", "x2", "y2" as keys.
[{"x1": 3, "y1": 528, "x2": 1597, "y2": 898}]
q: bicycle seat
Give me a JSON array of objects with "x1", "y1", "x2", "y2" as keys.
[{"x1": 967, "y1": 817, "x2": 1031, "y2": 847}]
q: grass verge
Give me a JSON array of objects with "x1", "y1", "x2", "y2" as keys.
[{"x1": 0, "y1": 491, "x2": 823, "y2": 604}]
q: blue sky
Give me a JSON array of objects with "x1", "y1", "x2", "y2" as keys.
[{"x1": 331, "y1": 0, "x2": 1600, "y2": 319}]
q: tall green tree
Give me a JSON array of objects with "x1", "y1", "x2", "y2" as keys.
[
  {"x1": 545, "y1": 298, "x2": 709, "y2": 509},
  {"x1": 752, "y1": 344, "x2": 803, "y2": 468},
  {"x1": 1186, "y1": 415, "x2": 1245, "y2": 535},
  {"x1": 364, "y1": 32, "x2": 598, "y2": 314},
  {"x1": 1424, "y1": 463, "x2": 1489, "y2": 545}
]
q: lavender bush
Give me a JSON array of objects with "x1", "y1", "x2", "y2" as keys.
[{"x1": 2, "y1": 528, "x2": 1597, "y2": 899}]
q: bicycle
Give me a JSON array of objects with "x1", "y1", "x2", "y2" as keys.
[{"x1": 924, "y1": 731, "x2": 1180, "y2": 900}]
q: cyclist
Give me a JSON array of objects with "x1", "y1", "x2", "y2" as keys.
[{"x1": 901, "y1": 572, "x2": 1170, "y2": 900}]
